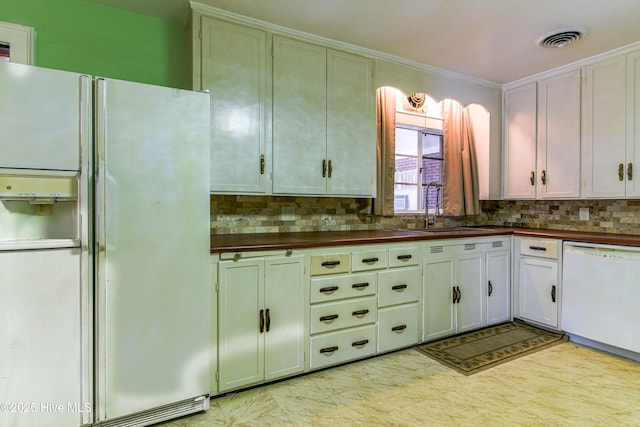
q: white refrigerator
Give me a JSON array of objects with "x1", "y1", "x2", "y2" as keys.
[
  {"x1": 94, "y1": 78, "x2": 211, "y2": 425},
  {"x1": 0, "y1": 61, "x2": 211, "y2": 427},
  {"x1": 0, "y1": 61, "x2": 93, "y2": 427}
]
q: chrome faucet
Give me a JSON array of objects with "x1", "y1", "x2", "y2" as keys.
[{"x1": 424, "y1": 182, "x2": 442, "y2": 229}]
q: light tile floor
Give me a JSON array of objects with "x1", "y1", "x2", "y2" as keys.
[{"x1": 160, "y1": 343, "x2": 640, "y2": 426}]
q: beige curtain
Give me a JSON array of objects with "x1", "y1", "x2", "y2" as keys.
[
  {"x1": 373, "y1": 87, "x2": 396, "y2": 216},
  {"x1": 442, "y1": 99, "x2": 480, "y2": 216}
]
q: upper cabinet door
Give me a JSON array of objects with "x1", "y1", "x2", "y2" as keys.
[
  {"x1": 326, "y1": 50, "x2": 375, "y2": 197},
  {"x1": 537, "y1": 69, "x2": 581, "y2": 199},
  {"x1": 201, "y1": 18, "x2": 268, "y2": 193},
  {"x1": 503, "y1": 82, "x2": 537, "y2": 199},
  {"x1": 582, "y1": 56, "x2": 627, "y2": 198},
  {"x1": 272, "y1": 36, "x2": 327, "y2": 195},
  {"x1": 0, "y1": 62, "x2": 89, "y2": 171},
  {"x1": 626, "y1": 51, "x2": 640, "y2": 197}
]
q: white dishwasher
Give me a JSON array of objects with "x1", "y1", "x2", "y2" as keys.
[{"x1": 562, "y1": 242, "x2": 640, "y2": 354}]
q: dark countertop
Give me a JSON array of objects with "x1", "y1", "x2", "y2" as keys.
[{"x1": 210, "y1": 226, "x2": 640, "y2": 253}]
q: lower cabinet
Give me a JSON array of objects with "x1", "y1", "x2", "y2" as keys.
[
  {"x1": 486, "y1": 239, "x2": 511, "y2": 325},
  {"x1": 217, "y1": 253, "x2": 305, "y2": 393},
  {"x1": 308, "y1": 243, "x2": 421, "y2": 369},
  {"x1": 377, "y1": 267, "x2": 421, "y2": 353},
  {"x1": 213, "y1": 237, "x2": 513, "y2": 394},
  {"x1": 423, "y1": 238, "x2": 512, "y2": 342},
  {"x1": 423, "y1": 242, "x2": 485, "y2": 341},
  {"x1": 514, "y1": 237, "x2": 561, "y2": 329}
]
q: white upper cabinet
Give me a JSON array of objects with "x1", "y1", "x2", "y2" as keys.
[
  {"x1": 200, "y1": 17, "x2": 268, "y2": 193},
  {"x1": 503, "y1": 82, "x2": 537, "y2": 199},
  {"x1": 272, "y1": 36, "x2": 375, "y2": 197},
  {"x1": 503, "y1": 70, "x2": 581, "y2": 200},
  {"x1": 326, "y1": 50, "x2": 375, "y2": 196},
  {"x1": 536, "y1": 69, "x2": 581, "y2": 199},
  {"x1": 272, "y1": 36, "x2": 327, "y2": 195},
  {"x1": 626, "y1": 51, "x2": 640, "y2": 197},
  {"x1": 582, "y1": 56, "x2": 627, "y2": 198}
]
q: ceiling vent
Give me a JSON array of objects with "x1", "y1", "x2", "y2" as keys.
[{"x1": 536, "y1": 27, "x2": 588, "y2": 48}]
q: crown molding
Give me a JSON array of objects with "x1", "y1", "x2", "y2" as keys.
[
  {"x1": 190, "y1": 1, "x2": 502, "y2": 90},
  {"x1": 503, "y1": 40, "x2": 640, "y2": 90}
]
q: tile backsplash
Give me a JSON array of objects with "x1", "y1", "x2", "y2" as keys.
[{"x1": 210, "y1": 195, "x2": 640, "y2": 236}]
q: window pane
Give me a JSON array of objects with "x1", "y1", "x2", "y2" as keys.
[
  {"x1": 395, "y1": 156, "x2": 418, "y2": 184},
  {"x1": 422, "y1": 132, "x2": 443, "y2": 158},
  {"x1": 395, "y1": 128, "x2": 418, "y2": 155},
  {"x1": 422, "y1": 158, "x2": 443, "y2": 185},
  {"x1": 394, "y1": 184, "x2": 418, "y2": 211}
]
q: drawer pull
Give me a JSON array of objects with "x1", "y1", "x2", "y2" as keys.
[
  {"x1": 321, "y1": 260, "x2": 341, "y2": 267},
  {"x1": 352, "y1": 282, "x2": 370, "y2": 289},
  {"x1": 397, "y1": 254, "x2": 412, "y2": 260},
  {"x1": 319, "y1": 286, "x2": 339, "y2": 293},
  {"x1": 319, "y1": 314, "x2": 339, "y2": 322},
  {"x1": 351, "y1": 339, "x2": 369, "y2": 347},
  {"x1": 320, "y1": 346, "x2": 338, "y2": 354},
  {"x1": 391, "y1": 325, "x2": 407, "y2": 332},
  {"x1": 351, "y1": 309, "x2": 370, "y2": 317},
  {"x1": 391, "y1": 284, "x2": 408, "y2": 291},
  {"x1": 362, "y1": 257, "x2": 379, "y2": 264},
  {"x1": 529, "y1": 245, "x2": 547, "y2": 251}
]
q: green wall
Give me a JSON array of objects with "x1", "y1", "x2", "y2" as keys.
[{"x1": 1, "y1": 0, "x2": 186, "y2": 88}]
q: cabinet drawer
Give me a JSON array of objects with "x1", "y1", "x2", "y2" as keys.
[
  {"x1": 310, "y1": 297, "x2": 377, "y2": 334},
  {"x1": 310, "y1": 325, "x2": 377, "y2": 370},
  {"x1": 378, "y1": 303, "x2": 420, "y2": 353},
  {"x1": 388, "y1": 246, "x2": 420, "y2": 268},
  {"x1": 310, "y1": 253, "x2": 350, "y2": 276},
  {"x1": 519, "y1": 238, "x2": 559, "y2": 259},
  {"x1": 378, "y1": 268, "x2": 421, "y2": 307},
  {"x1": 351, "y1": 249, "x2": 388, "y2": 272},
  {"x1": 310, "y1": 272, "x2": 377, "y2": 304}
]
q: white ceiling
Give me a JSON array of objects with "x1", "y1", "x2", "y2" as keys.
[{"x1": 88, "y1": 0, "x2": 640, "y2": 84}]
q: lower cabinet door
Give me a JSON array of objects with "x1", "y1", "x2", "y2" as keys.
[
  {"x1": 310, "y1": 325, "x2": 377, "y2": 370},
  {"x1": 377, "y1": 303, "x2": 420, "y2": 353}
]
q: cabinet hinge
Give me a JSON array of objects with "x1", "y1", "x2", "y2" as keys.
[
  {"x1": 198, "y1": 30, "x2": 202, "y2": 40},
  {"x1": 215, "y1": 370, "x2": 219, "y2": 382},
  {"x1": 215, "y1": 281, "x2": 219, "y2": 292}
]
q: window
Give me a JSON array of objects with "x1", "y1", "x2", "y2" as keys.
[
  {"x1": 0, "y1": 43, "x2": 9, "y2": 61},
  {"x1": 394, "y1": 125, "x2": 444, "y2": 213},
  {"x1": 0, "y1": 21, "x2": 35, "y2": 65}
]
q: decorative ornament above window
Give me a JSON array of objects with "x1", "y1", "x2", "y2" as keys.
[{"x1": 407, "y1": 93, "x2": 426, "y2": 109}]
